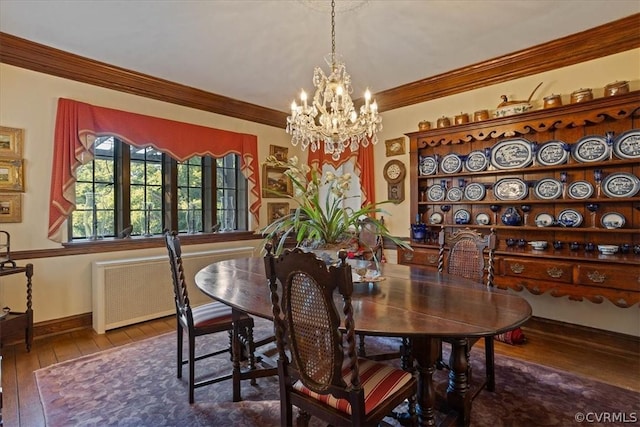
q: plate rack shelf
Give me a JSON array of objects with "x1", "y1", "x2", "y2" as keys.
[{"x1": 400, "y1": 91, "x2": 640, "y2": 308}]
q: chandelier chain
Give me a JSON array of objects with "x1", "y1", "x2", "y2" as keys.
[{"x1": 331, "y1": 0, "x2": 336, "y2": 67}]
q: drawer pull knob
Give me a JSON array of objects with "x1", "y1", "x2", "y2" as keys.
[
  {"x1": 404, "y1": 252, "x2": 414, "y2": 261},
  {"x1": 547, "y1": 267, "x2": 564, "y2": 278},
  {"x1": 427, "y1": 255, "x2": 438, "y2": 264},
  {"x1": 587, "y1": 271, "x2": 606, "y2": 283},
  {"x1": 510, "y1": 263, "x2": 525, "y2": 274}
]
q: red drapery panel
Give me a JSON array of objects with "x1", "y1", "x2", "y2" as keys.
[
  {"x1": 48, "y1": 98, "x2": 261, "y2": 242},
  {"x1": 307, "y1": 143, "x2": 375, "y2": 207}
]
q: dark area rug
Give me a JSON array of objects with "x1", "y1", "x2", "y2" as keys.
[{"x1": 35, "y1": 318, "x2": 639, "y2": 427}]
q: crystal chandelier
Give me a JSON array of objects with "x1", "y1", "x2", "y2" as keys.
[{"x1": 286, "y1": 0, "x2": 382, "y2": 161}]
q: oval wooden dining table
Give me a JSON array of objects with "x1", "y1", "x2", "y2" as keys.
[{"x1": 195, "y1": 257, "x2": 532, "y2": 427}]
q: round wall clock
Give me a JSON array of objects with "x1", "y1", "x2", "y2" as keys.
[{"x1": 383, "y1": 160, "x2": 406, "y2": 203}]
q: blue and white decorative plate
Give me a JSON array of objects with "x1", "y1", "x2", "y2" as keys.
[
  {"x1": 558, "y1": 209, "x2": 583, "y2": 227},
  {"x1": 475, "y1": 213, "x2": 490, "y2": 225},
  {"x1": 571, "y1": 135, "x2": 608, "y2": 163},
  {"x1": 533, "y1": 178, "x2": 563, "y2": 200},
  {"x1": 454, "y1": 209, "x2": 471, "y2": 225},
  {"x1": 567, "y1": 180, "x2": 594, "y2": 199},
  {"x1": 446, "y1": 187, "x2": 464, "y2": 202},
  {"x1": 613, "y1": 129, "x2": 640, "y2": 160},
  {"x1": 429, "y1": 212, "x2": 444, "y2": 225},
  {"x1": 601, "y1": 172, "x2": 640, "y2": 198},
  {"x1": 536, "y1": 140, "x2": 569, "y2": 166},
  {"x1": 601, "y1": 212, "x2": 625, "y2": 229},
  {"x1": 464, "y1": 182, "x2": 486, "y2": 201},
  {"x1": 440, "y1": 153, "x2": 463, "y2": 174},
  {"x1": 464, "y1": 150, "x2": 488, "y2": 172},
  {"x1": 534, "y1": 213, "x2": 554, "y2": 227},
  {"x1": 490, "y1": 138, "x2": 534, "y2": 170},
  {"x1": 427, "y1": 185, "x2": 446, "y2": 201},
  {"x1": 494, "y1": 178, "x2": 528, "y2": 201},
  {"x1": 419, "y1": 156, "x2": 438, "y2": 176}
]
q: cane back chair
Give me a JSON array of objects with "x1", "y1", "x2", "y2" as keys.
[
  {"x1": 165, "y1": 231, "x2": 257, "y2": 403},
  {"x1": 264, "y1": 245, "x2": 417, "y2": 426},
  {"x1": 437, "y1": 226, "x2": 497, "y2": 392}
]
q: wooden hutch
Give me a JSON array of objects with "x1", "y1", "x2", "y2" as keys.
[{"x1": 399, "y1": 91, "x2": 640, "y2": 308}]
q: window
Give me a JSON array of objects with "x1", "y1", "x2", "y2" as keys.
[{"x1": 70, "y1": 136, "x2": 247, "y2": 240}]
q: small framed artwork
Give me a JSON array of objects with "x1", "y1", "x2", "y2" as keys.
[
  {"x1": 0, "y1": 193, "x2": 22, "y2": 223},
  {"x1": 0, "y1": 127, "x2": 24, "y2": 159},
  {"x1": 269, "y1": 145, "x2": 289, "y2": 162},
  {"x1": 262, "y1": 165, "x2": 292, "y2": 198},
  {"x1": 267, "y1": 202, "x2": 290, "y2": 223},
  {"x1": 385, "y1": 137, "x2": 405, "y2": 157},
  {"x1": 0, "y1": 159, "x2": 24, "y2": 192}
]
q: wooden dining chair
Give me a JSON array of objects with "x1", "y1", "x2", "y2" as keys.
[
  {"x1": 264, "y1": 244, "x2": 417, "y2": 427},
  {"x1": 437, "y1": 226, "x2": 497, "y2": 391},
  {"x1": 164, "y1": 230, "x2": 257, "y2": 403}
]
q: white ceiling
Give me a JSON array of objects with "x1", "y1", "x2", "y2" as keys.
[{"x1": 1, "y1": 0, "x2": 638, "y2": 112}]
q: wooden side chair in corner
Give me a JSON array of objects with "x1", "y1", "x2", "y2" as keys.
[
  {"x1": 437, "y1": 226, "x2": 497, "y2": 392},
  {"x1": 164, "y1": 230, "x2": 257, "y2": 404},
  {"x1": 264, "y1": 244, "x2": 417, "y2": 427}
]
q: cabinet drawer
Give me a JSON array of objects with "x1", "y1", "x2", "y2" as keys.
[
  {"x1": 500, "y1": 258, "x2": 573, "y2": 284},
  {"x1": 576, "y1": 264, "x2": 640, "y2": 292},
  {"x1": 398, "y1": 248, "x2": 440, "y2": 267}
]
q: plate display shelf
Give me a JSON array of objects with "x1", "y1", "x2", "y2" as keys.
[{"x1": 401, "y1": 91, "x2": 640, "y2": 308}]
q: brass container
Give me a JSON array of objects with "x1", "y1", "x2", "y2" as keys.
[
  {"x1": 543, "y1": 94, "x2": 562, "y2": 108},
  {"x1": 473, "y1": 109, "x2": 490, "y2": 121},
  {"x1": 604, "y1": 80, "x2": 629, "y2": 96},
  {"x1": 570, "y1": 88, "x2": 593, "y2": 104},
  {"x1": 418, "y1": 120, "x2": 431, "y2": 131},
  {"x1": 436, "y1": 116, "x2": 451, "y2": 128},
  {"x1": 454, "y1": 113, "x2": 469, "y2": 125}
]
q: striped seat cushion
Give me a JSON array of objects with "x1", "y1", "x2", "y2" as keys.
[
  {"x1": 293, "y1": 358, "x2": 413, "y2": 415},
  {"x1": 191, "y1": 302, "x2": 233, "y2": 328}
]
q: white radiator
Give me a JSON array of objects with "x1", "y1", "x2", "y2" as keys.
[{"x1": 91, "y1": 246, "x2": 255, "y2": 334}]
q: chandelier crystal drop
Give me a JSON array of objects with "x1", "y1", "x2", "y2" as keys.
[{"x1": 286, "y1": 0, "x2": 382, "y2": 161}]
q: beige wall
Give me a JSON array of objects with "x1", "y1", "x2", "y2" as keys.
[{"x1": 1, "y1": 48, "x2": 639, "y2": 334}]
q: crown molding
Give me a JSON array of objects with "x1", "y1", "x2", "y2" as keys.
[{"x1": 1, "y1": 13, "x2": 638, "y2": 126}]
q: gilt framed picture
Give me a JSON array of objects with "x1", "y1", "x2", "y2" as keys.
[
  {"x1": 269, "y1": 145, "x2": 289, "y2": 162},
  {"x1": 267, "y1": 202, "x2": 290, "y2": 223},
  {"x1": 0, "y1": 159, "x2": 24, "y2": 192},
  {"x1": 0, "y1": 193, "x2": 22, "y2": 223},
  {"x1": 385, "y1": 137, "x2": 405, "y2": 157},
  {"x1": 0, "y1": 126, "x2": 24, "y2": 159},
  {"x1": 262, "y1": 165, "x2": 292, "y2": 198}
]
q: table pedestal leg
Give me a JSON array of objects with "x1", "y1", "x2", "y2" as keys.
[
  {"x1": 411, "y1": 336, "x2": 440, "y2": 427},
  {"x1": 447, "y1": 338, "x2": 471, "y2": 426},
  {"x1": 231, "y1": 309, "x2": 243, "y2": 402}
]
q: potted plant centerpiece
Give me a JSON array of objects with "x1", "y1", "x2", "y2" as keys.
[{"x1": 261, "y1": 155, "x2": 411, "y2": 265}]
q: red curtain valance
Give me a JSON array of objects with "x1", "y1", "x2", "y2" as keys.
[
  {"x1": 48, "y1": 98, "x2": 261, "y2": 242},
  {"x1": 307, "y1": 143, "x2": 375, "y2": 207}
]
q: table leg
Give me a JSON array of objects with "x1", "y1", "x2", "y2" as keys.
[
  {"x1": 447, "y1": 338, "x2": 471, "y2": 426},
  {"x1": 231, "y1": 309, "x2": 243, "y2": 402},
  {"x1": 411, "y1": 336, "x2": 440, "y2": 427}
]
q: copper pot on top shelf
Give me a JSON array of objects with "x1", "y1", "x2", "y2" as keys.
[
  {"x1": 604, "y1": 81, "x2": 629, "y2": 96},
  {"x1": 570, "y1": 88, "x2": 593, "y2": 104},
  {"x1": 473, "y1": 110, "x2": 490, "y2": 121},
  {"x1": 454, "y1": 113, "x2": 469, "y2": 125},
  {"x1": 418, "y1": 120, "x2": 431, "y2": 131},
  {"x1": 436, "y1": 116, "x2": 451, "y2": 128},
  {"x1": 543, "y1": 94, "x2": 562, "y2": 108}
]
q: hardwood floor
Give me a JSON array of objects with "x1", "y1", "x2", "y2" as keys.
[{"x1": 1, "y1": 316, "x2": 638, "y2": 426}]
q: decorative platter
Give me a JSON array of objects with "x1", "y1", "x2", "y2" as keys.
[
  {"x1": 490, "y1": 138, "x2": 534, "y2": 170},
  {"x1": 419, "y1": 156, "x2": 438, "y2": 176},
  {"x1": 464, "y1": 182, "x2": 486, "y2": 201},
  {"x1": 429, "y1": 212, "x2": 444, "y2": 224},
  {"x1": 464, "y1": 150, "x2": 488, "y2": 172},
  {"x1": 601, "y1": 172, "x2": 640, "y2": 198},
  {"x1": 567, "y1": 180, "x2": 594, "y2": 199},
  {"x1": 454, "y1": 209, "x2": 471, "y2": 224},
  {"x1": 534, "y1": 213, "x2": 554, "y2": 227},
  {"x1": 446, "y1": 187, "x2": 464, "y2": 202},
  {"x1": 557, "y1": 209, "x2": 583, "y2": 227},
  {"x1": 601, "y1": 212, "x2": 626, "y2": 229},
  {"x1": 427, "y1": 185, "x2": 446, "y2": 201},
  {"x1": 613, "y1": 129, "x2": 640, "y2": 160},
  {"x1": 494, "y1": 178, "x2": 528, "y2": 201},
  {"x1": 571, "y1": 135, "x2": 608, "y2": 163},
  {"x1": 475, "y1": 213, "x2": 490, "y2": 225},
  {"x1": 536, "y1": 140, "x2": 569, "y2": 166},
  {"x1": 533, "y1": 178, "x2": 563, "y2": 200},
  {"x1": 440, "y1": 153, "x2": 463, "y2": 174},
  {"x1": 352, "y1": 273, "x2": 386, "y2": 284}
]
